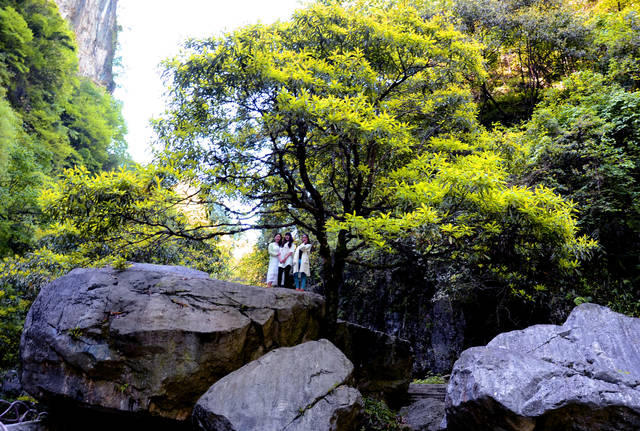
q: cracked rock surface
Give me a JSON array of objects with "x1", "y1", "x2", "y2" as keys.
[
  {"x1": 193, "y1": 339, "x2": 362, "y2": 431},
  {"x1": 20, "y1": 264, "x2": 325, "y2": 421},
  {"x1": 443, "y1": 303, "x2": 640, "y2": 431}
]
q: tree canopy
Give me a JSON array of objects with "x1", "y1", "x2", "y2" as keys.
[
  {"x1": 154, "y1": 0, "x2": 593, "y2": 330},
  {"x1": 453, "y1": 0, "x2": 591, "y2": 124},
  {"x1": 525, "y1": 71, "x2": 640, "y2": 314}
]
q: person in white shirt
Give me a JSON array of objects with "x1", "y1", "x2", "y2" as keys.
[
  {"x1": 266, "y1": 233, "x2": 282, "y2": 288},
  {"x1": 278, "y1": 232, "x2": 295, "y2": 288},
  {"x1": 292, "y1": 234, "x2": 312, "y2": 291}
]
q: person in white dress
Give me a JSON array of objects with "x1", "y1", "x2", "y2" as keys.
[
  {"x1": 266, "y1": 233, "x2": 282, "y2": 288},
  {"x1": 292, "y1": 234, "x2": 312, "y2": 291},
  {"x1": 278, "y1": 232, "x2": 295, "y2": 288}
]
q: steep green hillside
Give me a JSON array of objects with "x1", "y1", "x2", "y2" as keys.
[{"x1": 0, "y1": 0, "x2": 127, "y2": 256}]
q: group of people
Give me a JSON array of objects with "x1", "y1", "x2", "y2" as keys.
[{"x1": 266, "y1": 232, "x2": 312, "y2": 291}]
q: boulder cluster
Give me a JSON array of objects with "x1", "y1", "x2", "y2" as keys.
[
  {"x1": 19, "y1": 264, "x2": 411, "y2": 430},
  {"x1": 18, "y1": 264, "x2": 640, "y2": 430}
]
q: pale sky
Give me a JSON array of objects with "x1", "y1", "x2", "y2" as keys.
[{"x1": 114, "y1": 0, "x2": 302, "y2": 164}]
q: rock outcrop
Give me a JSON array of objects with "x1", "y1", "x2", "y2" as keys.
[
  {"x1": 193, "y1": 339, "x2": 362, "y2": 431},
  {"x1": 20, "y1": 264, "x2": 325, "y2": 422},
  {"x1": 334, "y1": 320, "x2": 412, "y2": 407},
  {"x1": 339, "y1": 266, "x2": 468, "y2": 375},
  {"x1": 443, "y1": 303, "x2": 640, "y2": 431},
  {"x1": 400, "y1": 398, "x2": 445, "y2": 431},
  {"x1": 53, "y1": 0, "x2": 118, "y2": 90}
]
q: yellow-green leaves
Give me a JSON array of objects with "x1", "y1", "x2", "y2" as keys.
[
  {"x1": 38, "y1": 166, "x2": 230, "y2": 275},
  {"x1": 330, "y1": 131, "x2": 596, "y2": 300},
  {"x1": 0, "y1": 6, "x2": 34, "y2": 75},
  {"x1": 155, "y1": 0, "x2": 594, "y2": 305},
  {"x1": 157, "y1": 0, "x2": 485, "y2": 221}
]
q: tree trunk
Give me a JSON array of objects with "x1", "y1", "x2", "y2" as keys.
[
  {"x1": 323, "y1": 264, "x2": 341, "y2": 339},
  {"x1": 317, "y1": 229, "x2": 348, "y2": 340}
]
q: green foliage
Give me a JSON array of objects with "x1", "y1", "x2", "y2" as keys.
[
  {"x1": 157, "y1": 0, "x2": 484, "y2": 209},
  {"x1": 453, "y1": 0, "x2": 591, "y2": 123},
  {"x1": 525, "y1": 71, "x2": 640, "y2": 313},
  {"x1": 0, "y1": 92, "x2": 20, "y2": 175},
  {"x1": 67, "y1": 327, "x2": 84, "y2": 339},
  {"x1": 0, "y1": 251, "x2": 66, "y2": 368},
  {"x1": 0, "y1": 0, "x2": 77, "y2": 169},
  {"x1": 413, "y1": 373, "x2": 446, "y2": 384},
  {"x1": 360, "y1": 397, "x2": 409, "y2": 431},
  {"x1": 0, "y1": 92, "x2": 43, "y2": 256},
  {"x1": 588, "y1": 0, "x2": 640, "y2": 14},
  {"x1": 0, "y1": 5, "x2": 33, "y2": 80},
  {"x1": 231, "y1": 244, "x2": 269, "y2": 286},
  {"x1": 39, "y1": 166, "x2": 230, "y2": 276},
  {"x1": 591, "y1": 5, "x2": 640, "y2": 89},
  {"x1": 331, "y1": 129, "x2": 596, "y2": 302},
  {"x1": 62, "y1": 78, "x2": 129, "y2": 172},
  {"x1": 0, "y1": 0, "x2": 130, "y2": 259}
]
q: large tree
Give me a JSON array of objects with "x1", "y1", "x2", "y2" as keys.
[{"x1": 155, "y1": 0, "x2": 485, "y2": 331}]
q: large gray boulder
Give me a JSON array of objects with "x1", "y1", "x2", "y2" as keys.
[
  {"x1": 193, "y1": 339, "x2": 362, "y2": 431},
  {"x1": 333, "y1": 320, "x2": 413, "y2": 407},
  {"x1": 443, "y1": 303, "x2": 640, "y2": 430},
  {"x1": 20, "y1": 264, "x2": 325, "y2": 421}
]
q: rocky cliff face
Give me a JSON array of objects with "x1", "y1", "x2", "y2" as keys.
[
  {"x1": 338, "y1": 262, "x2": 555, "y2": 376},
  {"x1": 53, "y1": 0, "x2": 118, "y2": 91},
  {"x1": 339, "y1": 264, "x2": 467, "y2": 376}
]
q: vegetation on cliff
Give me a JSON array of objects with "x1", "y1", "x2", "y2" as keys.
[{"x1": 0, "y1": 0, "x2": 128, "y2": 257}]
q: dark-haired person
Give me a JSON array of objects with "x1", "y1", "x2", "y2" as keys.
[
  {"x1": 293, "y1": 234, "x2": 312, "y2": 291},
  {"x1": 278, "y1": 232, "x2": 295, "y2": 288},
  {"x1": 266, "y1": 233, "x2": 282, "y2": 288}
]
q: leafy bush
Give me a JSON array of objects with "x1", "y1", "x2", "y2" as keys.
[
  {"x1": 413, "y1": 374, "x2": 447, "y2": 384},
  {"x1": 360, "y1": 397, "x2": 409, "y2": 431},
  {"x1": 0, "y1": 252, "x2": 65, "y2": 368},
  {"x1": 39, "y1": 166, "x2": 230, "y2": 276}
]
